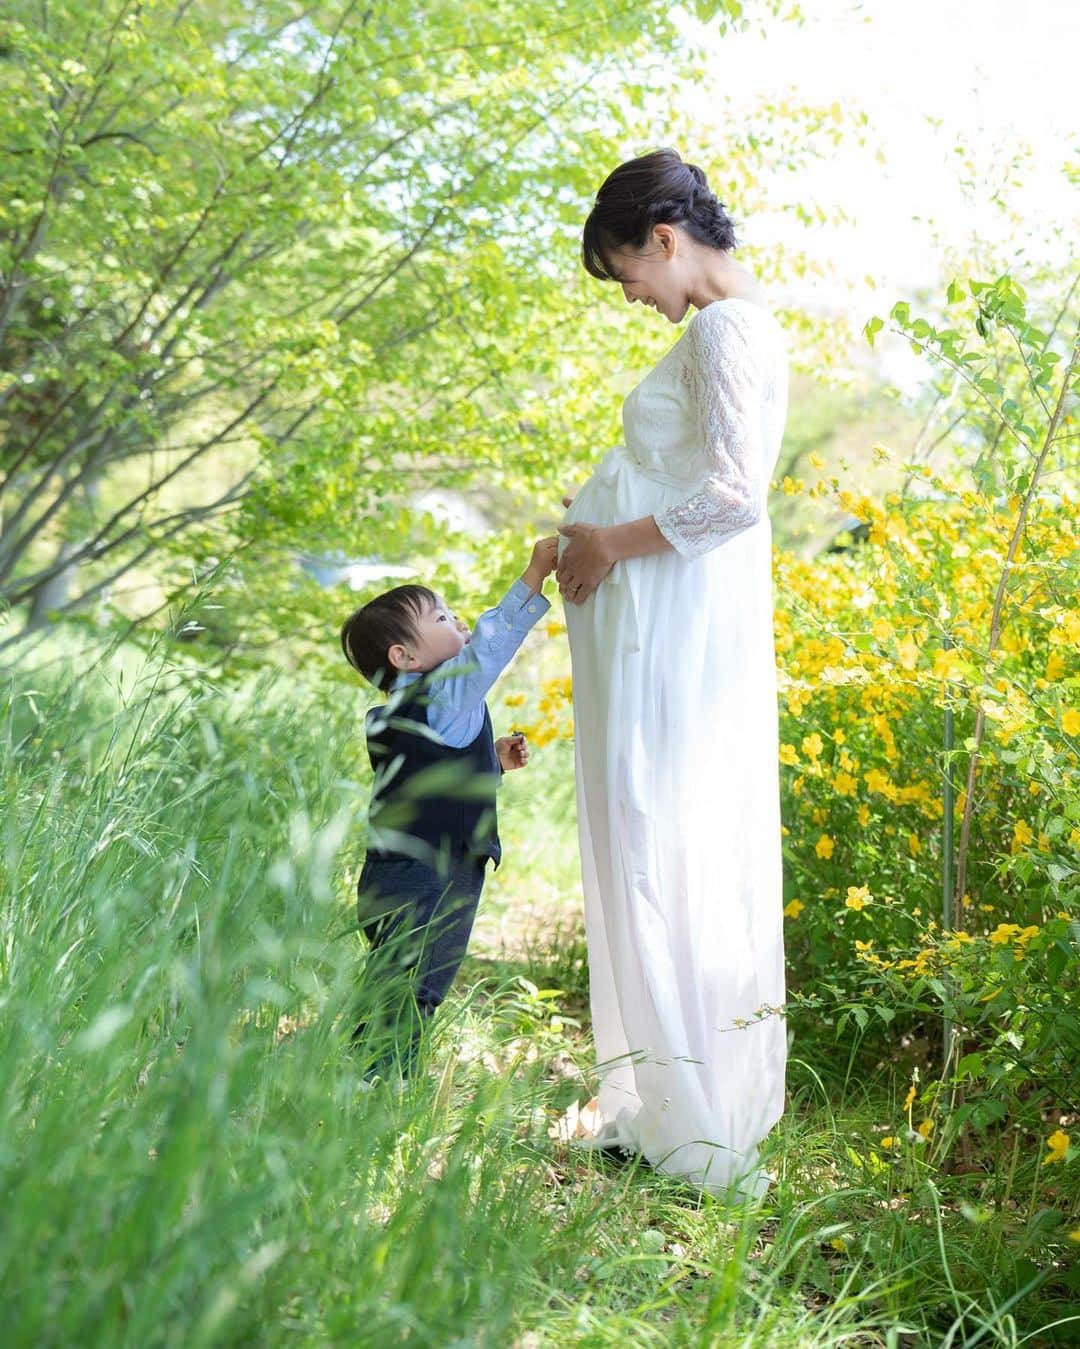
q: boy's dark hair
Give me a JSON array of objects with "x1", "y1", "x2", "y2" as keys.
[{"x1": 340, "y1": 584, "x2": 437, "y2": 686}]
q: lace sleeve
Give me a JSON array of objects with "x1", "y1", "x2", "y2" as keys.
[{"x1": 654, "y1": 304, "x2": 767, "y2": 559}]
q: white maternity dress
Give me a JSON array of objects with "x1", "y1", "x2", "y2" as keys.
[{"x1": 561, "y1": 297, "x2": 789, "y2": 1198}]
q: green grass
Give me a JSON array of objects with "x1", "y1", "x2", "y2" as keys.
[{"x1": 1, "y1": 635, "x2": 1076, "y2": 1346}]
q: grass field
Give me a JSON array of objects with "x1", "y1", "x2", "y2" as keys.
[{"x1": 1, "y1": 636, "x2": 1076, "y2": 1347}]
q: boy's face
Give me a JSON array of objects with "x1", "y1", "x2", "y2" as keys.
[{"x1": 389, "y1": 594, "x2": 470, "y2": 673}]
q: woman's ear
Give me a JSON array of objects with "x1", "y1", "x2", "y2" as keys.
[{"x1": 653, "y1": 223, "x2": 677, "y2": 257}]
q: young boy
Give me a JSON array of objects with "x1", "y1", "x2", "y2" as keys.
[{"x1": 340, "y1": 536, "x2": 558, "y2": 1081}]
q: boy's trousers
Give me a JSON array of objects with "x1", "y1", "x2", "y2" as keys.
[{"x1": 353, "y1": 853, "x2": 487, "y2": 1079}]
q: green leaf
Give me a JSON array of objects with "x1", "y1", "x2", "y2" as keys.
[{"x1": 956, "y1": 1052, "x2": 984, "y2": 1080}]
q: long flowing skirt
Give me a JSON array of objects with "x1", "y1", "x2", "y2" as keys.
[{"x1": 561, "y1": 445, "x2": 787, "y2": 1197}]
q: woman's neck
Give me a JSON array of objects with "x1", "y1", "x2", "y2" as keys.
[{"x1": 689, "y1": 253, "x2": 765, "y2": 310}]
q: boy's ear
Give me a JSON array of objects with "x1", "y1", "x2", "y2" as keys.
[{"x1": 387, "y1": 642, "x2": 412, "y2": 672}]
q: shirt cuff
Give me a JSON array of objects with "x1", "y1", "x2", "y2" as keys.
[{"x1": 500, "y1": 578, "x2": 551, "y2": 628}]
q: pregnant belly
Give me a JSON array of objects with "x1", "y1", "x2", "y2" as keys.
[
  {"x1": 560, "y1": 448, "x2": 697, "y2": 656},
  {"x1": 562, "y1": 446, "x2": 692, "y2": 545}
]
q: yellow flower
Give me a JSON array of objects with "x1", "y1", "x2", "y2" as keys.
[
  {"x1": 802, "y1": 732, "x2": 824, "y2": 759},
  {"x1": 857, "y1": 804, "x2": 871, "y2": 828},
  {"x1": 809, "y1": 452, "x2": 825, "y2": 469},
  {"x1": 932, "y1": 647, "x2": 962, "y2": 680},
  {"x1": 833, "y1": 771, "x2": 858, "y2": 797},
  {"x1": 1046, "y1": 651, "x2": 1065, "y2": 681},
  {"x1": 904, "y1": 1084, "x2": 916, "y2": 1111},
  {"x1": 815, "y1": 834, "x2": 835, "y2": 860},
  {"x1": 865, "y1": 768, "x2": 890, "y2": 795},
  {"x1": 880, "y1": 1136, "x2": 898, "y2": 1149},
  {"x1": 1010, "y1": 819, "x2": 1034, "y2": 855},
  {"x1": 829, "y1": 1237, "x2": 848, "y2": 1252},
  {"x1": 989, "y1": 923, "x2": 1021, "y2": 945},
  {"x1": 872, "y1": 619, "x2": 894, "y2": 642},
  {"x1": 845, "y1": 885, "x2": 871, "y2": 911},
  {"x1": 784, "y1": 899, "x2": 805, "y2": 919},
  {"x1": 897, "y1": 636, "x2": 920, "y2": 671},
  {"x1": 917, "y1": 1118, "x2": 934, "y2": 1140},
  {"x1": 503, "y1": 692, "x2": 526, "y2": 708},
  {"x1": 1069, "y1": 1229, "x2": 1080, "y2": 1244},
  {"x1": 1063, "y1": 708, "x2": 1080, "y2": 736},
  {"x1": 1044, "y1": 1130, "x2": 1069, "y2": 1164},
  {"x1": 779, "y1": 743, "x2": 799, "y2": 766}
]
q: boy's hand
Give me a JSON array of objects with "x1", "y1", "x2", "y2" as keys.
[
  {"x1": 522, "y1": 536, "x2": 559, "y2": 594},
  {"x1": 496, "y1": 733, "x2": 529, "y2": 772}
]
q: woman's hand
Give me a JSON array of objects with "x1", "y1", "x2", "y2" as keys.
[{"x1": 556, "y1": 523, "x2": 616, "y2": 604}]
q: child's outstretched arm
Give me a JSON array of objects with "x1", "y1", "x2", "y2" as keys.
[
  {"x1": 521, "y1": 537, "x2": 558, "y2": 596},
  {"x1": 427, "y1": 538, "x2": 557, "y2": 743}
]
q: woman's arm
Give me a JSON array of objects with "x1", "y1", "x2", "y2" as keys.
[
  {"x1": 651, "y1": 305, "x2": 765, "y2": 559},
  {"x1": 557, "y1": 305, "x2": 768, "y2": 603},
  {"x1": 556, "y1": 516, "x2": 671, "y2": 602}
]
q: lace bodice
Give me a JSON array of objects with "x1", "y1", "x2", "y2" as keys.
[{"x1": 621, "y1": 300, "x2": 788, "y2": 559}]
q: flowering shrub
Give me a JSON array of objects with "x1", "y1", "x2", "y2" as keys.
[{"x1": 774, "y1": 483, "x2": 1078, "y2": 1153}]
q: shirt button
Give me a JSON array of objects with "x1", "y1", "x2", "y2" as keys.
[{"x1": 527, "y1": 604, "x2": 537, "y2": 613}]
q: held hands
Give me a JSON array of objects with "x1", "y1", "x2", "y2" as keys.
[
  {"x1": 496, "y1": 732, "x2": 529, "y2": 772},
  {"x1": 522, "y1": 536, "x2": 559, "y2": 594}
]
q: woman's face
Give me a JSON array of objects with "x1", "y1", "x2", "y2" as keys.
[{"x1": 605, "y1": 225, "x2": 689, "y2": 324}]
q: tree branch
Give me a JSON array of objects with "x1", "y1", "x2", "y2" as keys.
[{"x1": 954, "y1": 326, "x2": 1079, "y2": 911}]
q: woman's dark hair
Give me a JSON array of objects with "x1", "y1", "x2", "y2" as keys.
[
  {"x1": 582, "y1": 148, "x2": 737, "y2": 282},
  {"x1": 340, "y1": 584, "x2": 437, "y2": 686}
]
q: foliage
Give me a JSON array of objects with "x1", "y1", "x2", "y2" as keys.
[
  {"x1": 2, "y1": 0, "x2": 856, "y2": 649},
  {"x1": 2, "y1": 640, "x2": 1078, "y2": 1345}
]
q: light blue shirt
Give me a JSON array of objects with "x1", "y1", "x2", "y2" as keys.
[{"x1": 390, "y1": 579, "x2": 550, "y2": 749}]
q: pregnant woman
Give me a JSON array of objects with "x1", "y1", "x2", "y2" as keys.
[{"x1": 556, "y1": 149, "x2": 789, "y2": 1198}]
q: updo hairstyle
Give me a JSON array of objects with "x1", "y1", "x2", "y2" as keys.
[{"x1": 582, "y1": 148, "x2": 737, "y2": 281}]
